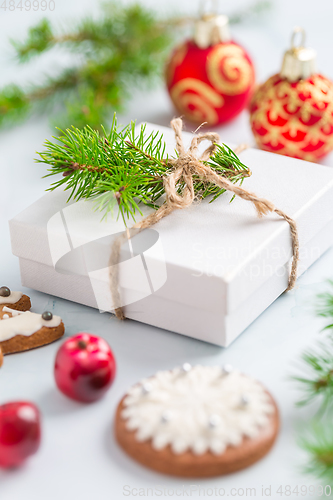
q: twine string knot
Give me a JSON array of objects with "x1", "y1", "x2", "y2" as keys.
[{"x1": 109, "y1": 118, "x2": 300, "y2": 320}]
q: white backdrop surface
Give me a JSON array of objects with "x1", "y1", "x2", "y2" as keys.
[{"x1": 0, "y1": 1, "x2": 333, "y2": 499}]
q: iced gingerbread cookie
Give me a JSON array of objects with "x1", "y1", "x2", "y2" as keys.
[
  {"x1": 0, "y1": 287, "x2": 31, "y2": 312},
  {"x1": 0, "y1": 308, "x2": 65, "y2": 355},
  {"x1": 115, "y1": 364, "x2": 279, "y2": 477}
]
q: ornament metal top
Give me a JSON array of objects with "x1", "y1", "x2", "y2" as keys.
[
  {"x1": 280, "y1": 27, "x2": 317, "y2": 82},
  {"x1": 166, "y1": 7, "x2": 255, "y2": 126},
  {"x1": 194, "y1": 13, "x2": 231, "y2": 49},
  {"x1": 194, "y1": 0, "x2": 231, "y2": 48},
  {"x1": 250, "y1": 27, "x2": 333, "y2": 162}
]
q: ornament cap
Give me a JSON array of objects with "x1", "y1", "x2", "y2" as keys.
[
  {"x1": 194, "y1": 14, "x2": 231, "y2": 49},
  {"x1": 280, "y1": 27, "x2": 317, "y2": 82}
]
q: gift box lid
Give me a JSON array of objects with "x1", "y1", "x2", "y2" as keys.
[{"x1": 9, "y1": 123, "x2": 333, "y2": 316}]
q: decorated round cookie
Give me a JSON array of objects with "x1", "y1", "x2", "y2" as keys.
[{"x1": 115, "y1": 364, "x2": 279, "y2": 477}]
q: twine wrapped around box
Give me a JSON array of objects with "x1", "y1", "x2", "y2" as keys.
[{"x1": 109, "y1": 118, "x2": 299, "y2": 320}]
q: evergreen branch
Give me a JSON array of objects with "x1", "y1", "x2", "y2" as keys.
[
  {"x1": 299, "y1": 420, "x2": 333, "y2": 484},
  {"x1": 36, "y1": 114, "x2": 251, "y2": 222},
  {"x1": 0, "y1": 0, "x2": 272, "y2": 132},
  {"x1": 11, "y1": 19, "x2": 53, "y2": 62},
  {"x1": 294, "y1": 283, "x2": 333, "y2": 413},
  {"x1": 317, "y1": 280, "x2": 333, "y2": 328},
  {"x1": 0, "y1": 85, "x2": 30, "y2": 126},
  {"x1": 11, "y1": 5, "x2": 174, "y2": 61},
  {"x1": 1, "y1": 2, "x2": 174, "y2": 131},
  {"x1": 293, "y1": 338, "x2": 333, "y2": 412},
  {"x1": 28, "y1": 69, "x2": 80, "y2": 101},
  {"x1": 293, "y1": 282, "x2": 333, "y2": 484}
]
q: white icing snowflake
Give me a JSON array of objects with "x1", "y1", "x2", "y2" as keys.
[{"x1": 121, "y1": 365, "x2": 275, "y2": 456}]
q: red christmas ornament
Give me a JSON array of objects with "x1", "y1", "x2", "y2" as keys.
[
  {"x1": 0, "y1": 402, "x2": 41, "y2": 468},
  {"x1": 54, "y1": 333, "x2": 116, "y2": 403},
  {"x1": 250, "y1": 28, "x2": 333, "y2": 162},
  {"x1": 166, "y1": 13, "x2": 255, "y2": 126}
]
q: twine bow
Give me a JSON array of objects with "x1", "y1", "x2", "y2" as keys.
[{"x1": 109, "y1": 118, "x2": 299, "y2": 320}]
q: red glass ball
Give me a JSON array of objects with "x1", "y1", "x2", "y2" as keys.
[
  {"x1": 166, "y1": 40, "x2": 255, "y2": 126},
  {"x1": 0, "y1": 402, "x2": 41, "y2": 468},
  {"x1": 54, "y1": 333, "x2": 116, "y2": 403},
  {"x1": 250, "y1": 73, "x2": 333, "y2": 162}
]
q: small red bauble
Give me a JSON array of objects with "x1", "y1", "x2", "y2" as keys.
[
  {"x1": 54, "y1": 333, "x2": 116, "y2": 403},
  {"x1": 166, "y1": 14, "x2": 255, "y2": 126},
  {"x1": 0, "y1": 402, "x2": 41, "y2": 468},
  {"x1": 250, "y1": 28, "x2": 333, "y2": 162}
]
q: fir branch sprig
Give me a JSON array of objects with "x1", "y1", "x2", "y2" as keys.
[
  {"x1": 0, "y1": 3, "x2": 174, "y2": 131},
  {"x1": 294, "y1": 283, "x2": 333, "y2": 413},
  {"x1": 294, "y1": 338, "x2": 333, "y2": 411},
  {"x1": 37, "y1": 115, "x2": 251, "y2": 223},
  {"x1": 293, "y1": 282, "x2": 333, "y2": 484},
  {"x1": 11, "y1": 18, "x2": 53, "y2": 61},
  {"x1": 0, "y1": 1, "x2": 271, "y2": 132},
  {"x1": 317, "y1": 280, "x2": 333, "y2": 330},
  {"x1": 299, "y1": 420, "x2": 333, "y2": 484}
]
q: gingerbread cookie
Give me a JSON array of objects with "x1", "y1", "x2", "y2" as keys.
[
  {"x1": 0, "y1": 307, "x2": 16, "y2": 320},
  {"x1": 0, "y1": 308, "x2": 65, "y2": 355},
  {"x1": 0, "y1": 287, "x2": 31, "y2": 312},
  {"x1": 115, "y1": 364, "x2": 279, "y2": 477}
]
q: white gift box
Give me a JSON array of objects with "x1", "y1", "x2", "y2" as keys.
[{"x1": 9, "y1": 123, "x2": 333, "y2": 346}]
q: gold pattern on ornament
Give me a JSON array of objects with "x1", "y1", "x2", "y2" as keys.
[
  {"x1": 250, "y1": 74, "x2": 333, "y2": 160},
  {"x1": 179, "y1": 94, "x2": 219, "y2": 124},
  {"x1": 206, "y1": 44, "x2": 253, "y2": 96},
  {"x1": 170, "y1": 78, "x2": 224, "y2": 125},
  {"x1": 323, "y1": 122, "x2": 332, "y2": 134},
  {"x1": 300, "y1": 108, "x2": 312, "y2": 123},
  {"x1": 268, "y1": 106, "x2": 279, "y2": 122},
  {"x1": 285, "y1": 101, "x2": 298, "y2": 113},
  {"x1": 288, "y1": 126, "x2": 299, "y2": 138},
  {"x1": 268, "y1": 128, "x2": 283, "y2": 143},
  {"x1": 166, "y1": 43, "x2": 188, "y2": 86}
]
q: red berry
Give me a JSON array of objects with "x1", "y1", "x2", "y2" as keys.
[
  {"x1": 54, "y1": 333, "x2": 116, "y2": 403},
  {"x1": 0, "y1": 402, "x2": 41, "y2": 468}
]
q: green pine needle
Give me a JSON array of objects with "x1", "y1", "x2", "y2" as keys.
[
  {"x1": 294, "y1": 283, "x2": 333, "y2": 412},
  {"x1": 0, "y1": 1, "x2": 272, "y2": 132},
  {"x1": 293, "y1": 338, "x2": 333, "y2": 411},
  {"x1": 36, "y1": 114, "x2": 251, "y2": 223},
  {"x1": 299, "y1": 420, "x2": 333, "y2": 484},
  {"x1": 0, "y1": 2, "x2": 175, "y2": 131},
  {"x1": 11, "y1": 18, "x2": 53, "y2": 62},
  {"x1": 317, "y1": 280, "x2": 333, "y2": 329},
  {"x1": 293, "y1": 283, "x2": 333, "y2": 484}
]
